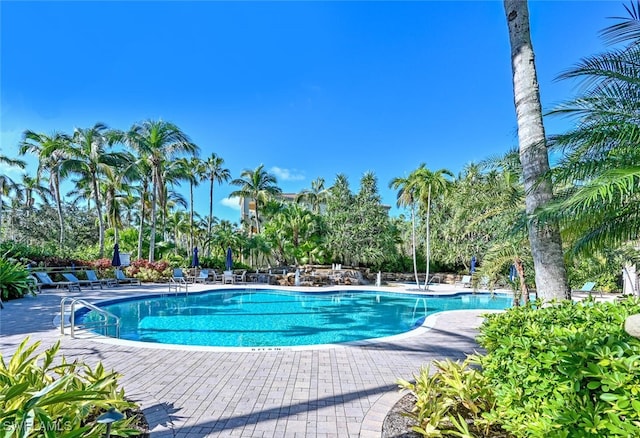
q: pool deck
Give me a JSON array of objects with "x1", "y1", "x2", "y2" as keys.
[{"x1": 1, "y1": 282, "x2": 501, "y2": 437}]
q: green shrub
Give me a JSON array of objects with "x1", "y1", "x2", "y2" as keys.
[
  {"x1": 0, "y1": 338, "x2": 140, "y2": 437},
  {"x1": 398, "y1": 356, "x2": 502, "y2": 437},
  {"x1": 0, "y1": 259, "x2": 37, "y2": 301},
  {"x1": 477, "y1": 298, "x2": 640, "y2": 437},
  {"x1": 126, "y1": 259, "x2": 171, "y2": 282}
]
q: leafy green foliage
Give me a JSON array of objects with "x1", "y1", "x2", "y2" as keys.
[
  {"x1": 0, "y1": 258, "x2": 37, "y2": 300},
  {"x1": 397, "y1": 357, "x2": 501, "y2": 437},
  {"x1": 126, "y1": 259, "x2": 171, "y2": 282},
  {"x1": 478, "y1": 298, "x2": 640, "y2": 437},
  {"x1": 0, "y1": 338, "x2": 139, "y2": 437}
]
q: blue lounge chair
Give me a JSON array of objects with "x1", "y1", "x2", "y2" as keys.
[
  {"x1": 115, "y1": 269, "x2": 141, "y2": 285},
  {"x1": 34, "y1": 272, "x2": 81, "y2": 292},
  {"x1": 62, "y1": 273, "x2": 102, "y2": 290},
  {"x1": 169, "y1": 268, "x2": 188, "y2": 292},
  {"x1": 86, "y1": 270, "x2": 116, "y2": 287},
  {"x1": 579, "y1": 282, "x2": 596, "y2": 292},
  {"x1": 194, "y1": 269, "x2": 210, "y2": 283}
]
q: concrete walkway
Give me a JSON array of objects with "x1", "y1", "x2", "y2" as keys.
[{"x1": 0, "y1": 283, "x2": 489, "y2": 437}]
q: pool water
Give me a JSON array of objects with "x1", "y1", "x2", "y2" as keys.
[{"x1": 81, "y1": 290, "x2": 513, "y2": 347}]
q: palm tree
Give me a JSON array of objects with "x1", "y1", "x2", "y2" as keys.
[
  {"x1": 174, "y1": 157, "x2": 204, "y2": 252},
  {"x1": 59, "y1": 123, "x2": 126, "y2": 258},
  {"x1": 230, "y1": 164, "x2": 281, "y2": 235},
  {"x1": 412, "y1": 164, "x2": 454, "y2": 289},
  {"x1": 202, "y1": 153, "x2": 231, "y2": 255},
  {"x1": 19, "y1": 131, "x2": 69, "y2": 245},
  {"x1": 296, "y1": 177, "x2": 328, "y2": 214},
  {"x1": 543, "y1": 3, "x2": 640, "y2": 255},
  {"x1": 390, "y1": 174, "x2": 420, "y2": 287},
  {"x1": 504, "y1": 0, "x2": 570, "y2": 301},
  {"x1": 0, "y1": 154, "x2": 26, "y2": 241},
  {"x1": 118, "y1": 120, "x2": 199, "y2": 261},
  {"x1": 20, "y1": 174, "x2": 51, "y2": 213}
]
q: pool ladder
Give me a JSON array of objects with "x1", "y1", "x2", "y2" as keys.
[{"x1": 60, "y1": 297, "x2": 120, "y2": 339}]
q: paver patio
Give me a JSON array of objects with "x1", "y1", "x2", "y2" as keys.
[{"x1": 0, "y1": 282, "x2": 489, "y2": 437}]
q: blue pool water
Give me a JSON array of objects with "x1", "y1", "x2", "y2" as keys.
[{"x1": 81, "y1": 289, "x2": 513, "y2": 347}]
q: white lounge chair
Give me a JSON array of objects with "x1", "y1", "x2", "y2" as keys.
[
  {"x1": 456, "y1": 275, "x2": 472, "y2": 288},
  {"x1": 234, "y1": 270, "x2": 247, "y2": 283},
  {"x1": 222, "y1": 270, "x2": 235, "y2": 284}
]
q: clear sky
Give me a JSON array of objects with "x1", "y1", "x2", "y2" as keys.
[{"x1": 0, "y1": 1, "x2": 617, "y2": 223}]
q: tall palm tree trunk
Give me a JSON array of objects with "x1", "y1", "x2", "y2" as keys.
[
  {"x1": 91, "y1": 174, "x2": 105, "y2": 258},
  {"x1": 208, "y1": 177, "x2": 214, "y2": 257},
  {"x1": 148, "y1": 172, "x2": 158, "y2": 262},
  {"x1": 423, "y1": 184, "x2": 431, "y2": 290},
  {"x1": 190, "y1": 181, "x2": 195, "y2": 251},
  {"x1": 505, "y1": 0, "x2": 570, "y2": 301},
  {"x1": 137, "y1": 185, "x2": 147, "y2": 260},
  {"x1": 53, "y1": 174, "x2": 65, "y2": 245},
  {"x1": 411, "y1": 204, "x2": 419, "y2": 288}
]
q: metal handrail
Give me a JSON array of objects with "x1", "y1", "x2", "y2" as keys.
[{"x1": 60, "y1": 297, "x2": 120, "y2": 338}]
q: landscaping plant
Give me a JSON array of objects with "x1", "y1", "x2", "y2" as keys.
[
  {"x1": 0, "y1": 258, "x2": 37, "y2": 301},
  {"x1": 0, "y1": 338, "x2": 140, "y2": 437},
  {"x1": 478, "y1": 298, "x2": 640, "y2": 437}
]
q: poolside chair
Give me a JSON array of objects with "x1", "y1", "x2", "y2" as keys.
[
  {"x1": 578, "y1": 282, "x2": 596, "y2": 292},
  {"x1": 34, "y1": 271, "x2": 81, "y2": 292},
  {"x1": 115, "y1": 269, "x2": 141, "y2": 285},
  {"x1": 234, "y1": 270, "x2": 247, "y2": 283},
  {"x1": 86, "y1": 270, "x2": 116, "y2": 287},
  {"x1": 222, "y1": 270, "x2": 235, "y2": 284},
  {"x1": 456, "y1": 275, "x2": 472, "y2": 288},
  {"x1": 62, "y1": 272, "x2": 101, "y2": 290},
  {"x1": 194, "y1": 269, "x2": 210, "y2": 284}
]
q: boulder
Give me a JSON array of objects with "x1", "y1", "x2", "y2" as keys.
[{"x1": 624, "y1": 314, "x2": 640, "y2": 338}]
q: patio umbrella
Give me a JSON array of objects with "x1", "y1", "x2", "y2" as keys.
[
  {"x1": 226, "y1": 247, "x2": 233, "y2": 271},
  {"x1": 470, "y1": 256, "x2": 477, "y2": 274},
  {"x1": 111, "y1": 244, "x2": 121, "y2": 267},
  {"x1": 191, "y1": 247, "x2": 199, "y2": 268},
  {"x1": 509, "y1": 264, "x2": 517, "y2": 282}
]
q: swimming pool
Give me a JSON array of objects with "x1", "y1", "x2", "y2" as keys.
[{"x1": 80, "y1": 289, "x2": 513, "y2": 348}]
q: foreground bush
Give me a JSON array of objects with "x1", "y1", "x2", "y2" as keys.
[
  {"x1": 478, "y1": 298, "x2": 640, "y2": 437},
  {"x1": 400, "y1": 298, "x2": 640, "y2": 437},
  {"x1": 0, "y1": 259, "x2": 37, "y2": 301},
  {"x1": 0, "y1": 338, "x2": 140, "y2": 437}
]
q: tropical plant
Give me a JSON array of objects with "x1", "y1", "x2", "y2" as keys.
[
  {"x1": 296, "y1": 177, "x2": 328, "y2": 214},
  {"x1": 0, "y1": 338, "x2": 140, "y2": 437},
  {"x1": 478, "y1": 298, "x2": 640, "y2": 437},
  {"x1": 0, "y1": 258, "x2": 36, "y2": 300},
  {"x1": 504, "y1": 0, "x2": 570, "y2": 301},
  {"x1": 202, "y1": 153, "x2": 231, "y2": 255},
  {"x1": 543, "y1": 2, "x2": 640, "y2": 257},
  {"x1": 0, "y1": 154, "x2": 27, "y2": 242},
  {"x1": 117, "y1": 120, "x2": 199, "y2": 261},
  {"x1": 18, "y1": 132, "x2": 70, "y2": 245},
  {"x1": 230, "y1": 164, "x2": 281, "y2": 235}
]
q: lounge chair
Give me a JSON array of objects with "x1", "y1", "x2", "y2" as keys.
[
  {"x1": 115, "y1": 269, "x2": 141, "y2": 285},
  {"x1": 62, "y1": 273, "x2": 102, "y2": 290},
  {"x1": 194, "y1": 269, "x2": 210, "y2": 283},
  {"x1": 456, "y1": 275, "x2": 472, "y2": 288},
  {"x1": 234, "y1": 270, "x2": 247, "y2": 283},
  {"x1": 169, "y1": 268, "x2": 188, "y2": 291},
  {"x1": 222, "y1": 270, "x2": 235, "y2": 284},
  {"x1": 578, "y1": 282, "x2": 596, "y2": 292},
  {"x1": 86, "y1": 270, "x2": 116, "y2": 287},
  {"x1": 34, "y1": 272, "x2": 81, "y2": 292}
]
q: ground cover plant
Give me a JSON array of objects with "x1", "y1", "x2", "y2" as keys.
[
  {"x1": 400, "y1": 298, "x2": 640, "y2": 437},
  {"x1": 0, "y1": 338, "x2": 142, "y2": 437}
]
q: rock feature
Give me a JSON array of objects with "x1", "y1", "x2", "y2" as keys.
[{"x1": 624, "y1": 314, "x2": 640, "y2": 338}]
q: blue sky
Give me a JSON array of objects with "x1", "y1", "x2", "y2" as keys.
[{"x1": 0, "y1": 1, "x2": 616, "y2": 223}]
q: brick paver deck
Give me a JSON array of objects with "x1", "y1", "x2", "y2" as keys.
[{"x1": 0, "y1": 283, "x2": 488, "y2": 437}]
